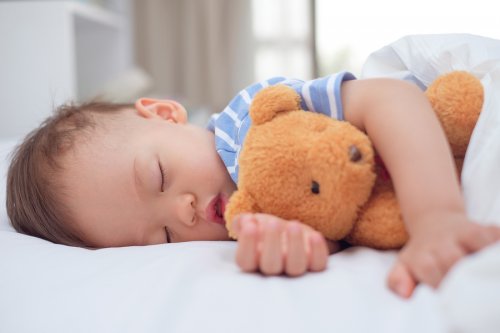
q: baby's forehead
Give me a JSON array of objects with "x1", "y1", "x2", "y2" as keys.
[
  {"x1": 61, "y1": 109, "x2": 135, "y2": 157},
  {"x1": 91, "y1": 106, "x2": 138, "y2": 127},
  {"x1": 74, "y1": 107, "x2": 142, "y2": 141}
]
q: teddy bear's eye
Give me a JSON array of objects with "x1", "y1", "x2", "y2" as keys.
[
  {"x1": 311, "y1": 181, "x2": 320, "y2": 194},
  {"x1": 349, "y1": 145, "x2": 362, "y2": 162}
]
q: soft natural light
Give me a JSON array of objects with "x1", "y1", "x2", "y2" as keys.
[
  {"x1": 316, "y1": 0, "x2": 500, "y2": 76},
  {"x1": 251, "y1": 0, "x2": 312, "y2": 81}
]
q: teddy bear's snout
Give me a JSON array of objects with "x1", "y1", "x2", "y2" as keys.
[{"x1": 348, "y1": 145, "x2": 362, "y2": 162}]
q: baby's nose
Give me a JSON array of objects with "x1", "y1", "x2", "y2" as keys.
[{"x1": 176, "y1": 193, "x2": 197, "y2": 226}]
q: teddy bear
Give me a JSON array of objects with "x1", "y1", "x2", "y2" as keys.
[{"x1": 224, "y1": 71, "x2": 484, "y2": 249}]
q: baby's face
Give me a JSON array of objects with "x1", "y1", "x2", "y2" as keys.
[{"x1": 62, "y1": 103, "x2": 236, "y2": 247}]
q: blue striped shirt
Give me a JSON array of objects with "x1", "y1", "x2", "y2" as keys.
[{"x1": 207, "y1": 71, "x2": 356, "y2": 184}]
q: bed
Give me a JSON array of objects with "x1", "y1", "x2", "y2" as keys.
[{"x1": 1, "y1": 34, "x2": 500, "y2": 333}]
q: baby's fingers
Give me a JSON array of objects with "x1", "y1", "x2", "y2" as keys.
[
  {"x1": 411, "y1": 253, "x2": 449, "y2": 289},
  {"x1": 387, "y1": 261, "x2": 417, "y2": 298},
  {"x1": 235, "y1": 216, "x2": 259, "y2": 272},
  {"x1": 284, "y1": 222, "x2": 308, "y2": 277},
  {"x1": 259, "y1": 218, "x2": 285, "y2": 275},
  {"x1": 460, "y1": 224, "x2": 500, "y2": 253},
  {"x1": 231, "y1": 213, "x2": 253, "y2": 238},
  {"x1": 308, "y1": 231, "x2": 329, "y2": 272}
]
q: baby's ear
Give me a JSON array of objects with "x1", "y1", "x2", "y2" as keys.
[
  {"x1": 249, "y1": 85, "x2": 301, "y2": 125},
  {"x1": 135, "y1": 98, "x2": 188, "y2": 124}
]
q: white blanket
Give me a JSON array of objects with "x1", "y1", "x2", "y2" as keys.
[
  {"x1": 362, "y1": 33, "x2": 500, "y2": 333},
  {"x1": 1, "y1": 34, "x2": 500, "y2": 333}
]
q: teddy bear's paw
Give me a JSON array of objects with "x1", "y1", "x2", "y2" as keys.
[
  {"x1": 425, "y1": 71, "x2": 483, "y2": 157},
  {"x1": 346, "y1": 185, "x2": 408, "y2": 249}
]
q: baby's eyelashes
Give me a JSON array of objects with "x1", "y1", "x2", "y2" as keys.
[
  {"x1": 164, "y1": 227, "x2": 172, "y2": 243},
  {"x1": 158, "y1": 161, "x2": 167, "y2": 192}
]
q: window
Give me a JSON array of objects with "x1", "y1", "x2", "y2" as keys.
[
  {"x1": 251, "y1": 0, "x2": 314, "y2": 81},
  {"x1": 315, "y1": 0, "x2": 500, "y2": 77}
]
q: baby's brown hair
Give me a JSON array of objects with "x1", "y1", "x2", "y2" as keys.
[{"x1": 6, "y1": 102, "x2": 133, "y2": 246}]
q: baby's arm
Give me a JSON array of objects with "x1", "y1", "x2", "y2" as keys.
[
  {"x1": 342, "y1": 78, "x2": 500, "y2": 297},
  {"x1": 232, "y1": 214, "x2": 339, "y2": 276}
]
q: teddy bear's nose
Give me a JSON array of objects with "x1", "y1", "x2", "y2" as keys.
[
  {"x1": 311, "y1": 181, "x2": 320, "y2": 194},
  {"x1": 349, "y1": 145, "x2": 362, "y2": 162}
]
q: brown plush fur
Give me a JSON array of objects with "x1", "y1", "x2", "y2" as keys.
[{"x1": 224, "y1": 71, "x2": 483, "y2": 249}]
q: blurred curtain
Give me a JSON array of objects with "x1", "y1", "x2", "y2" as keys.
[{"x1": 134, "y1": 0, "x2": 255, "y2": 114}]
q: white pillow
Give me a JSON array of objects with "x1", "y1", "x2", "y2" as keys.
[{"x1": 0, "y1": 139, "x2": 17, "y2": 232}]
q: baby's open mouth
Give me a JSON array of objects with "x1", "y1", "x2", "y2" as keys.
[
  {"x1": 215, "y1": 199, "x2": 223, "y2": 218},
  {"x1": 206, "y1": 194, "x2": 227, "y2": 225}
]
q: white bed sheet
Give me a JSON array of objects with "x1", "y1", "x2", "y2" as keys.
[
  {"x1": 1, "y1": 34, "x2": 500, "y2": 333},
  {"x1": 0, "y1": 139, "x2": 442, "y2": 332},
  {"x1": 0, "y1": 233, "x2": 443, "y2": 333}
]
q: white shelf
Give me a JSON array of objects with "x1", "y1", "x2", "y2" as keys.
[
  {"x1": 0, "y1": 1, "x2": 134, "y2": 139},
  {"x1": 70, "y1": 2, "x2": 124, "y2": 31}
]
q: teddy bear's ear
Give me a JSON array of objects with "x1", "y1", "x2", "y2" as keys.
[{"x1": 250, "y1": 85, "x2": 301, "y2": 125}]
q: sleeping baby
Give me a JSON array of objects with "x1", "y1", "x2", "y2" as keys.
[{"x1": 7, "y1": 64, "x2": 500, "y2": 299}]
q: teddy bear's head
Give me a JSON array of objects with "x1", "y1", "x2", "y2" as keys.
[{"x1": 225, "y1": 85, "x2": 376, "y2": 240}]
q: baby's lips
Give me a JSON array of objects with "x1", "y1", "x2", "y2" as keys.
[
  {"x1": 219, "y1": 193, "x2": 228, "y2": 217},
  {"x1": 205, "y1": 194, "x2": 226, "y2": 225}
]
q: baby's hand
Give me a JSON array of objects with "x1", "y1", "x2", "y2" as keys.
[
  {"x1": 231, "y1": 213, "x2": 338, "y2": 277},
  {"x1": 387, "y1": 211, "x2": 500, "y2": 298}
]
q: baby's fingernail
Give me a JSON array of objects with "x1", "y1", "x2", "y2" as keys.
[
  {"x1": 396, "y1": 283, "x2": 406, "y2": 296},
  {"x1": 287, "y1": 223, "x2": 301, "y2": 234},
  {"x1": 396, "y1": 282, "x2": 413, "y2": 298},
  {"x1": 310, "y1": 230, "x2": 325, "y2": 242}
]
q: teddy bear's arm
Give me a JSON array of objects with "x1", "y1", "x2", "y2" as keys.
[{"x1": 224, "y1": 189, "x2": 262, "y2": 239}]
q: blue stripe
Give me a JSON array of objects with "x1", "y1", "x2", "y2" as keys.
[
  {"x1": 335, "y1": 72, "x2": 356, "y2": 120},
  {"x1": 280, "y1": 78, "x2": 303, "y2": 86},
  {"x1": 245, "y1": 82, "x2": 264, "y2": 99},
  {"x1": 217, "y1": 149, "x2": 239, "y2": 183},
  {"x1": 237, "y1": 116, "x2": 251, "y2": 146},
  {"x1": 214, "y1": 135, "x2": 235, "y2": 152},
  {"x1": 267, "y1": 76, "x2": 287, "y2": 85},
  {"x1": 206, "y1": 114, "x2": 216, "y2": 131},
  {"x1": 218, "y1": 112, "x2": 241, "y2": 130},
  {"x1": 285, "y1": 80, "x2": 309, "y2": 111},
  {"x1": 215, "y1": 114, "x2": 239, "y2": 145},
  {"x1": 334, "y1": 74, "x2": 344, "y2": 120},
  {"x1": 228, "y1": 95, "x2": 249, "y2": 112},
  {"x1": 310, "y1": 76, "x2": 331, "y2": 117}
]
